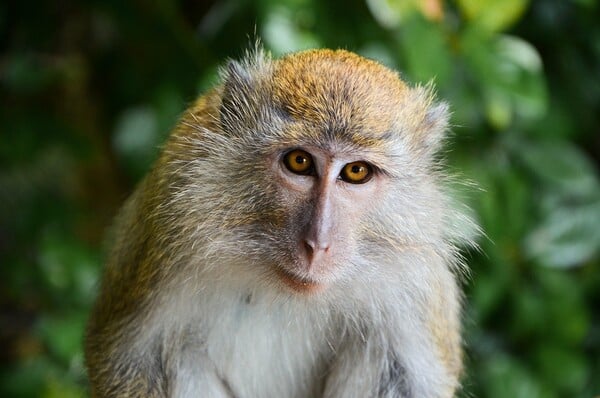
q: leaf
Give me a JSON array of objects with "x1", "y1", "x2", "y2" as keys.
[
  {"x1": 113, "y1": 106, "x2": 158, "y2": 157},
  {"x1": 536, "y1": 270, "x2": 590, "y2": 345},
  {"x1": 112, "y1": 106, "x2": 160, "y2": 179},
  {"x1": 461, "y1": 33, "x2": 547, "y2": 129},
  {"x1": 38, "y1": 313, "x2": 86, "y2": 364},
  {"x1": 457, "y1": 0, "x2": 530, "y2": 32},
  {"x1": 399, "y1": 14, "x2": 453, "y2": 85},
  {"x1": 470, "y1": 269, "x2": 510, "y2": 321},
  {"x1": 43, "y1": 378, "x2": 86, "y2": 398},
  {"x1": 495, "y1": 35, "x2": 547, "y2": 120},
  {"x1": 534, "y1": 345, "x2": 588, "y2": 394},
  {"x1": 516, "y1": 141, "x2": 600, "y2": 268},
  {"x1": 481, "y1": 354, "x2": 549, "y2": 398},
  {"x1": 2, "y1": 53, "x2": 58, "y2": 93},
  {"x1": 38, "y1": 232, "x2": 100, "y2": 304},
  {"x1": 262, "y1": 6, "x2": 320, "y2": 56},
  {"x1": 366, "y1": 0, "x2": 420, "y2": 28},
  {"x1": 517, "y1": 141, "x2": 599, "y2": 196},
  {"x1": 525, "y1": 199, "x2": 600, "y2": 268}
]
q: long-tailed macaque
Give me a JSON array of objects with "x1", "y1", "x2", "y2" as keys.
[{"x1": 85, "y1": 48, "x2": 474, "y2": 398}]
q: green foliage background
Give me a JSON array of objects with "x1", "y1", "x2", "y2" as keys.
[{"x1": 1, "y1": 0, "x2": 599, "y2": 396}]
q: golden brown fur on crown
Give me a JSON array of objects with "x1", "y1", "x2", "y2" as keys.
[
  {"x1": 271, "y1": 50, "x2": 407, "y2": 144},
  {"x1": 172, "y1": 49, "x2": 443, "y2": 159}
]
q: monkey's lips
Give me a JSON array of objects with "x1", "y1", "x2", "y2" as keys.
[{"x1": 276, "y1": 268, "x2": 324, "y2": 293}]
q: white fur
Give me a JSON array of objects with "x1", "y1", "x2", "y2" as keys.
[{"x1": 125, "y1": 235, "x2": 460, "y2": 398}]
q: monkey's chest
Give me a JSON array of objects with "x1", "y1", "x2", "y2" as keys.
[{"x1": 203, "y1": 299, "x2": 334, "y2": 398}]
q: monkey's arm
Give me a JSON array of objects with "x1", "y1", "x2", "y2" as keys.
[
  {"x1": 324, "y1": 262, "x2": 462, "y2": 398},
  {"x1": 322, "y1": 332, "x2": 399, "y2": 398},
  {"x1": 87, "y1": 314, "x2": 236, "y2": 396},
  {"x1": 323, "y1": 319, "x2": 459, "y2": 398},
  {"x1": 87, "y1": 363, "x2": 164, "y2": 397},
  {"x1": 85, "y1": 186, "x2": 167, "y2": 397}
]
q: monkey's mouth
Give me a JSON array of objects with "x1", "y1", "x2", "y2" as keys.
[{"x1": 276, "y1": 268, "x2": 323, "y2": 293}]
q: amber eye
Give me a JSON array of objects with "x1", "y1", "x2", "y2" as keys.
[
  {"x1": 340, "y1": 161, "x2": 372, "y2": 184},
  {"x1": 283, "y1": 149, "x2": 314, "y2": 175}
]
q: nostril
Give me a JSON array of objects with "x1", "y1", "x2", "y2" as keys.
[{"x1": 303, "y1": 240, "x2": 314, "y2": 261}]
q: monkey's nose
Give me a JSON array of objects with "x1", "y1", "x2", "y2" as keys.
[{"x1": 303, "y1": 239, "x2": 330, "y2": 265}]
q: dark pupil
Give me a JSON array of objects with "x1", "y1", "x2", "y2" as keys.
[
  {"x1": 295, "y1": 155, "x2": 306, "y2": 165},
  {"x1": 351, "y1": 165, "x2": 362, "y2": 174}
]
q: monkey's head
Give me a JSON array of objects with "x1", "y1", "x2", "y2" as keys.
[{"x1": 162, "y1": 49, "x2": 456, "y2": 295}]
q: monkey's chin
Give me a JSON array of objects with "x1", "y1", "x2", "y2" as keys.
[{"x1": 276, "y1": 268, "x2": 325, "y2": 294}]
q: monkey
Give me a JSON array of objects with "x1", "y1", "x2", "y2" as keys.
[{"x1": 85, "y1": 47, "x2": 475, "y2": 398}]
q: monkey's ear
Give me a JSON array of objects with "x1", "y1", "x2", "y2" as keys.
[
  {"x1": 421, "y1": 100, "x2": 450, "y2": 155},
  {"x1": 219, "y1": 48, "x2": 273, "y2": 133},
  {"x1": 402, "y1": 85, "x2": 450, "y2": 157}
]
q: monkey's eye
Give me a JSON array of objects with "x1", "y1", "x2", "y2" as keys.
[
  {"x1": 340, "y1": 161, "x2": 373, "y2": 184},
  {"x1": 283, "y1": 149, "x2": 315, "y2": 175}
]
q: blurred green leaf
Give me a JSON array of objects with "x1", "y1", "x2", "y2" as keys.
[
  {"x1": 38, "y1": 232, "x2": 100, "y2": 305},
  {"x1": 153, "y1": 85, "x2": 186, "y2": 137},
  {"x1": 398, "y1": 14, "x2": 452, "y2": 85},
  {"x1": 536, "y1": 270, "x2": 590, "y2": 345},
  {"x1": 515, "y1": 141, "x2": 600, "y2": 267},
  {"x1": 0, "y1": 356, "x2": 86, "y2": 398},
  {"x1": 457, "y1": 0, "x2": 530, "y2": 32},
  {"x1": 2, "y1": 53, "x2": 58, "y2": 94},
  {"x1": 512, "y1": 288, "x2": 546, "y2": 337},
  {"x1": 262, "y1": 6, "x2": 320, "y2": 56},
  {"x1": 469, "y1": 267, "x2": 510, "y2": 321},
  {"x1": 462, "y1": 32, "x2": 547, "y2": 129},
  {"x1": 0, "y1": 358, "x2": 48, "y2": 397},
  {"x1": 476, "y1": 159, "x2": 532, "y2": 244},
  {"x1": 359, "y1": 43, "x2": 397, "y2": 69},
  {"x1": 43, "y1": 377, "x2": 85, "y2": 398},
  {"x1": 112, "y1": 106, "x2": 160, "y2": 180},
  {"x1": 517, "y1": 141, "x2": 599, "y2": 196},
  {"x1": 366, "y1": 0, "x2": 420, "y2": 28},
  {"x1": 525, "y1": 199, "x2": 600, "y2": 267},
  {"x1": 38, "y1": 313, "x2": 86, "y2": 365},
  {"x1": 495, "y1": 35, "x2": 547, "y2": 119},
  {"x1": 481, "y1": 354, "x2": 550, "y2": 398},
  {"x1": 534, "y1": 345, "x2": 588, "y2": 394}
]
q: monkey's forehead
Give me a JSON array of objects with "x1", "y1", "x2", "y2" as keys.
[
  {"x1": 273, "y1": 49, "x2": 406, "y2": 92},
  {"x1": 270, "y1": 50, "x2": 408, "y2": 139}
]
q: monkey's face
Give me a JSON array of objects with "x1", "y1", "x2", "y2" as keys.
[
  {"x1": 265, "y1": 143, "x2": 388, "y2": 293},
  {"x1": 175, "y1": 49, "x2": 451, "y2": 295}
]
